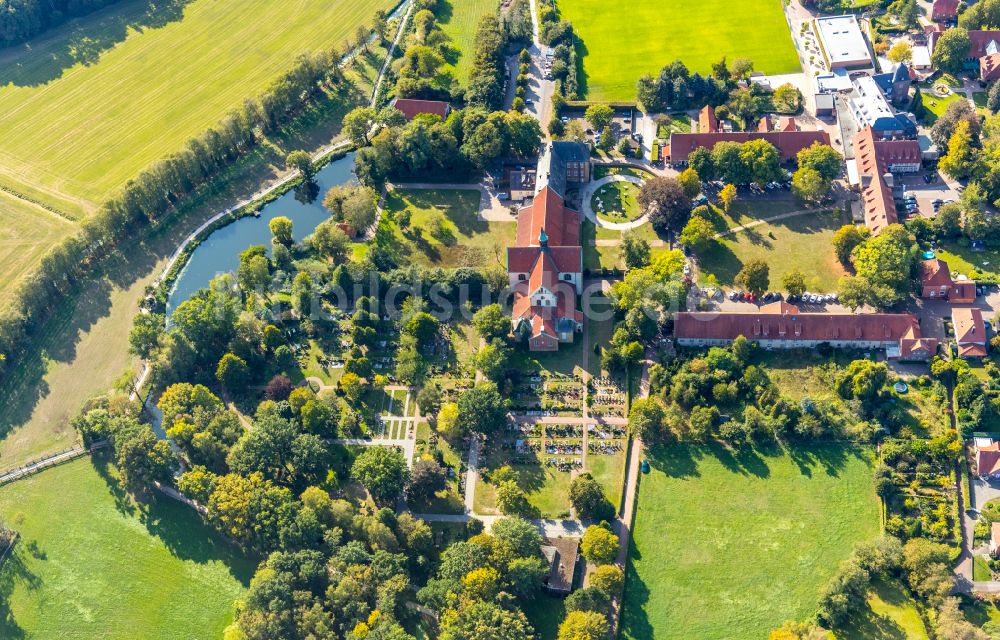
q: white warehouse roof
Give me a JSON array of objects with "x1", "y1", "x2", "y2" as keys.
[{"x1": 815, "y1": 15, "x2": 872, "y2": 69}]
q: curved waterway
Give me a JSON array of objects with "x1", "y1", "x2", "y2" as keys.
[{"x1": 166, "y1": 153, "x2": 356, "y2": 316}]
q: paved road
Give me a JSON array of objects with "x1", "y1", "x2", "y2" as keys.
[{"x1": 464, "y1": 437, "x2": 480, "y2": 514}]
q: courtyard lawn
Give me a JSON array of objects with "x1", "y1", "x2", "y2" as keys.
[
  {"x1": 696, "y1": 209, "x2": 848, "y2": 292},
  {"x1": 593, "y1": 181, "x2": 643, "y2": 224},
  {"x1": 919, "y1": 90, "x2": 966, "y2": 125},
  {"x1": 621, "y1": 443, "x2": 879, "y2": 640},
  {"x1": 380, "y1": 188, "x2": 515, "y2": 269},
  {"x1": 0, "y1": 455, "x2": 255, "y2": 639},
  {"x1": 559, "y1": 0, "x2": 800, "y2": 101},
  {"x1": 435, "y1": 0, "x2": 496, "y2": 83}
]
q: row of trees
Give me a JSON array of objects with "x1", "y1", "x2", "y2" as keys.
[
  {"x1": 0, "y1": 38, "x2": 366, "y2": 381},
  {"x1": 0, "y1": 0, "x2": 119, "y2": 45}
]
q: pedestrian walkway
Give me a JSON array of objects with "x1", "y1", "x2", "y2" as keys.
[{"x1": 580, "y1": 174, "x2": 650, "y2": 231}]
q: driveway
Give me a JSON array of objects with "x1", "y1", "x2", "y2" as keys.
[{"x1": 971, "y1": 476, "x2": 1000, "y2": 511}]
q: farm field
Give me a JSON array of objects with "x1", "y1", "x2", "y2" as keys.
[
  {"x1": 380, "y1": 188, "x2": 515, "y2": 269},
  {"x1": 558, "y1": 0, "x2": 800, "y2": 101},
  {"x1": 696, "y1": 209, "x2": 848, "y2": 292},
  {"x1": 0, "y1": 455, "x2": 255, "y2": 639},
  {"x1": 621, "y1": 443, "x2": 879, "y2": 640},
  {"x1": 0, "y1": 0, "x2": 393, "y2": 215},
  {"x1": 435, "y1": 0, "x2": 496, "y2": 82},
  {"x1": 0, "y1": 192, "x2": 75, "y2": 304}
]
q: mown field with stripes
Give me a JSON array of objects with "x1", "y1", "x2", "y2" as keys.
[{"x1": 0, "y1": 0, "x2": 393, "y2": 302}]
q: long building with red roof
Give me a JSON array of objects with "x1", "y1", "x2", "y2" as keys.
[
  {"x1": 665, "y1": 106, "x2": 830, "y2": 164},
  {"x1": 674, "y1": 301, "x2": 937, "y2": 361},
  {"x1": 853, "y1": 126, "x2": 922, "y2": 235},
  {"x1": 507, "y1": 142, "x2": 588, "y2": 351}
]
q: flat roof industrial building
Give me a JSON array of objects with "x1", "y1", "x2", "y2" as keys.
[{"x1": 815, "y1": 15, "x2": 873, "y2": 69}]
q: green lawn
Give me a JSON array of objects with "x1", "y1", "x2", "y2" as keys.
[
  {"x1": 593, "y1": 181, "x2": 643, "y2": 223},
  {"x1": 696, "y1": 209, "x2": 847, "y2": 292},
  {"x1": 839, "y1": 578, "x2": 929, "y2": 640},
  {"x1": 0, "y1": 0, "x2": 393, "y2": 216},
  {"x1": 975, "y1": 555, "x2": 994, "y2": 581},
  {"x1": 621, "y1": 443, "x2": 880, "y2": 640},
  {"x1": 474, "y1": 460, "x2": 575, "y2": 518},
  {"x1": 918, "y1": 90, "x2": 966, "y2": 125},
  {"x1": 0, "y1": 455, "x2": 255, "y2": 639},
  {"x1": 435, "y1": 0, "x2": 496, "y2": 83},
  {"x1": 935, "y1": 243, "x2": 1000, "y2": 280},
  {"x1": 380, "y1": 188, "x2": 515, "y2": 269},
  {"x1": 559, "y1": 0, "x2": 800, "y2": 101}
]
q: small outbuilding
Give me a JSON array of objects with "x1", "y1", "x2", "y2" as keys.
[{"x1": 540, "y1": 537, "x2": 579, "y2": 595}]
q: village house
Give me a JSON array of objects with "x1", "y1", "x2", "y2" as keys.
[
  {"x1": 919, "y1": 258, "x2": 977, "y2": 302},
  {"x1": 953, "y1": 307, "x2": 988, "y2": 359},
  {"x1": 673, "y1": 301, "x2": 937, "y2": 360},
  {"x1": 931, "y1": 0, "x2": 959, "y2": 23},
  {"x1": 976, "y1": 439, "x2": 1000, "y2": 479},
  {"x1": 507, "y1": 141, "x2": 589, "y2": 352},
  {"x1": 665, "y1": 106, "x2": 830, "y2": 164},
  {"x1": 390, "y1": 97, "x2": 452, "y2": 121}
]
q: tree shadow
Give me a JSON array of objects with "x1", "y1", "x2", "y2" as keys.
[
  {"x1": 695, "y1": 242, "x2": 741, "y2": 284},
  {"x1": 0, "y1": 0, "x2": 195, "y2": 88},
  {"x1": 644, "y1": 443, "x2": 701, "y2": 479},
  {"x1": 137, "y1": 492, "x2": 257, "y2": 585},
  {"x1": 0, "y1": 542, "x2": 41, "y2": 639},
  {"x1": 619, "y1": 536, "x2": 652, "y2": 640}
]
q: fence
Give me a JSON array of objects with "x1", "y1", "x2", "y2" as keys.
[{"x1": 0, "y1": 441, "x2": 108, "y2": 486}]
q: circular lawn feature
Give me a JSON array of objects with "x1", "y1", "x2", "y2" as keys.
[{"x1": 592, "y1": 181, "x2": 643, "y2": 224}]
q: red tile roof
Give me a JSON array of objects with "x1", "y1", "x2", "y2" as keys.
[
  {"x1": 978, "y1": 442, "x2": 1000, "y2": 476},
  {"x1": 516, "y1": 187, "x2": 581, "y2": 247},
  {"x1": 699, "y1": 105, "x2": 719, "y2": 133},
  {"x1": 932, "y1": 0, "x2": 959, "y2": 20},
  {"x1": 982, "y1": 53, "x2": 1000, "y2": 82},
  {"x1": 855, "y1": 127, "x2": 908, "y2": 235},
  {"x1": 391, "y1": 98, "x2": 451, "y2": 121},
  {"x1": 674, "y1": 302, "x2": 923, "y2": 345},
  {"x1": 667, "y1": 129, "x2": 830, "y2": 162},
  {"x1": 951, "y1": 281, "x2": 977, "y2": 304},
  {"x1": 920, "y1": 258, "x2": 953, "y2": 288},
  {"x1": 967, "y1": 31, "x2": 1000, "y2": 59},
  {"x1": 954, "y1": 307, "x2": 986, "y2": 347}
]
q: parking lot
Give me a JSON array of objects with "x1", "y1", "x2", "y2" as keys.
[{"x1": 893, "y1": 173, "x2": 961, "y2": 220}]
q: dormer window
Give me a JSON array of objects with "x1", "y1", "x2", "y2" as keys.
[
  {"x1": 519, "y1": 274, "x2": 527, "y2": 281},
  {"x1": 563, "y1": 274, "x2": 572, "y2": 281}
]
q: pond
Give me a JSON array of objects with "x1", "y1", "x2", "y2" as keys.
[{"x1": 166, "y1": 153, "x2": 356, "y2": 316}]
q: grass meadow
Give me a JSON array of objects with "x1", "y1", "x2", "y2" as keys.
[
  {"x1": 0, "y1": 192, "x2": 75, "y2": 304},
  {"x1": 0, "y1": 455, "x2": 255, "y2": 639},
  {"x1": 558, "y1": 0, "x2": 800, "y2": 101},
  {"x1": 621, "y1": 443, "x2": 879, "y2": 640},
  {"x1": 0, "y1": 0, "x2": 394, "y2": 215},
  {"x1": 696, "y1": 208, "x2": 848, "y2": 292},
  {"x1": 435, "y1": 0, "x2": 496, "y2": 82}
]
